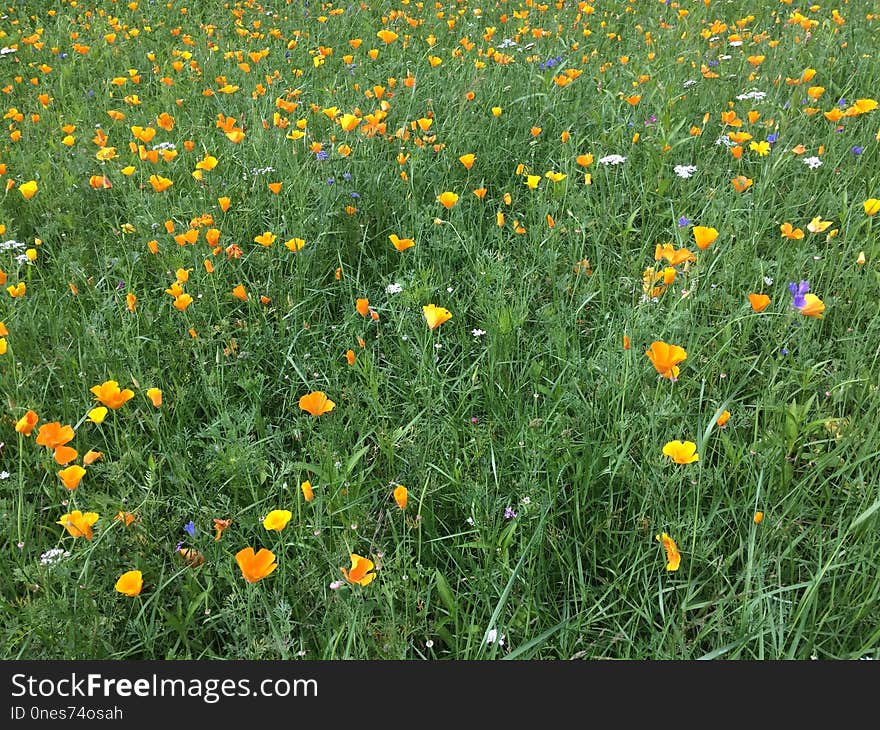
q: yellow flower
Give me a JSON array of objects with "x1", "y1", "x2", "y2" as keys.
[
  {"x1": 57, "y1": 510, "x2": 99, "y2": 540},
  {"x1": 807, "y1": 216, "x2": 832, "y2": 233},
  {"x1": 115, "y1": 570, "x2": 143, "y2": 597},
  {"x1": 422, "y1": 304, "x2": 452, "y2": 330},
  {"x1": 263, "y1": 509, "x2": 292, "y2": 532},
  {"x1": 863, "y1": 198, "x2": 880, "y2": 216},
  {"x1": 19, "y1": 180, "x2": 38, "y2": 199},
  {"x1": 436, "y1": 191, "x2": 459, "y2": 209},
  {"x1": 662, "y1": 440, "x2": 699, "y2": 464},
  {"x1": 301, "y1": 480, "x2": 314, "y2": 502},
  {"x1": 656, "y1": 533, "x2": 681, "y2": 571},
  {"x1": 692, "y1": 225, "x2": 718, "y2": 250},
  {"x1": 389, "y1": 234, "x2": 415, "y2": 252},
  {"x1": 87, "y1": 406, "x2": 109, "y2": 424},
  {"x1": 798, "y1": 293, "x2": 825, "y2": 318},
  {"x1": 749, "y1": 140, "x2": 770, "y2": 156}
]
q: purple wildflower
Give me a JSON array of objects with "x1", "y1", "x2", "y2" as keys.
[
  {"x1": 504, "y1": 506, "x2": 517, "y2": 520},
  {"x1": 852, "y1": 146, "x2": 864, "y2": 156},
  {"x1": 678, "y1": 216, "x2": 691, "y2": 227},
  {"x1": 788, "y1": 281, "x2": 809, "y2": 309}
]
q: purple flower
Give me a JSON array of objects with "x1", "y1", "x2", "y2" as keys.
[
  {"x1": 183, "y1": 520, "x2": 196, "y2": 536},
  {"x1": 780, "y1": 347, "x2": 789, "y2": 356},
  {"x1": 315, "y1": 150, "x2": 329, "y2": 161},
  {"x1": 852, "y1": 146, "x2": 864, "y2": 156},
  {"x1": 645, "y1": 114, "x2": 657, "y2": 126},
  {"x1": 342, "y1": 172, "x2": 353, "y2": 181},
  {"x1": 767, "y1": 133, "x2": 779, "y2": 145},
  {"x1": 678, "y1": 216, "x2": 691, "y2": 227},
  {"x1": 350, "y1": 191, "x2": 360, "y2": 199},
  {"x1": 174, "y1": 540, "x2": 184, "y2": 553},
  {"x1": 838, "y1": 98, "x2": 847, "y2": 107},
  {"x1": 788, "y1": 281, "x2": 809, "y2": 309},
  {"x1": 504, "y1": 506, "x2": 517, "y2": 520},
  {"x1": 326, "y1": 177, "x2": 335, "y2": 185}
]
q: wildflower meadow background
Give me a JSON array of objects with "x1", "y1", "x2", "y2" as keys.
[{"x1": 1, "y1": 0, "x2": 879, "y2": 660}]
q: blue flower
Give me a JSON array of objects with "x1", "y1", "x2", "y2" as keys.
[
  {"x1": 767, "y1": 133, "x2": 779, "y2": 145},
  {"x1": 315, "y1": 150, "x2": 329, "y2": 161},
  {"x1": 183, "y1": 520, "x2": 196, "y2": 536},
  {"x1": 852, "y1": 146, "x2": 864, "y2": 156},
  {"x1": 678, "y1": 216, "x2": 691, "y2": 227},
  {"x1": 788, "y1": 281, "x2": 809, "y2": 310}
]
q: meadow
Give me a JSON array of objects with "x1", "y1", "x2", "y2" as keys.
[{"x1": 1, "y1": 0, "x2": 879, "y2": 660}]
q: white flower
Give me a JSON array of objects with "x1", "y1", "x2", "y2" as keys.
[
  {"x1": 674, "y1": 164, "x2": 697, "y2": 179},
  {"x1": 736, "y1": 90, "x2": 766, "y2": 101},
  {"x1": 715, "y1": 135, "x2": 734, "y2": 147},
  {"x1": 385, "y1": 282, "x2": 402, "y2": 294},
  {"x1": 39, "y1": 548, "x2": 70, "y2": 566},
  {"x1": 763, "y1": 276, "x2": 774, "y2": 286},
  {"x1": 0, "y1": 470, "x2": 9, "y2": 480},
  {"x1": 598, "y1": 154, "x2": 626, "y2": 166},
  {"x1": 683, "y1": 79, "x2": 698, "y2": 88},
  {"x1": 471, "y1": 328, "x2": 486, "y2": 337},
  {"x1": 803, "y1": 156, "x2": 822, "y2": 169},
  {"x1": 485, "y1": 629, "x2": 498, "y2": 644}
]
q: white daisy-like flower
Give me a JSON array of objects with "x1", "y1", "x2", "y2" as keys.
[
  {"x1": 674, "y1": 165, "x2": 697, "y2": 179},
  {"x1": 803, "y1": 156, "x2": 822, "y2": 169},
  {"x1": 598, "y1": 154, "x2": 626, "y2": 166},
  {"x1": 715, "y1": 135, "x2": 734, "y2": 147},
  {"x1": 385, "y1": 282, "x2": 402, "y2": 294}
]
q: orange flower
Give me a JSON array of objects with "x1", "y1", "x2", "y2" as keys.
[
  {"x1": 458, "y1": 153, "x2": 475, "y2": 170},
  {"x1": 393, "y1": 484, "x2": 408, "y2": 510},
  {"x1": 656, "y1": 532, "x2": 681, "y2": 572},
  {"x1": 780, "y1": 222, "x2": 804, "y2": 240},
  {"x1": 301, "y1": 480, "x2": 314, "y2": 502},
  {"x1": 83, "y1": 450, "x2": 103, "y2": 465},
  {"x1": 356, "y1": 297, "x2": 370, "y2": 317},
  {"x1": 53, "y1": 445, "x2": 78, "y2": 465},
  {"x1": 235, "y1": 547, "x2": 278, "y2": 583},
  {"x1": 173, "y1": 293, "x2": 193, "y2": 311},
  {"x1": 58, "y1": 464, "x2": 86, "y2": 490},
  {"x1": 436, "y1": 191, "x2": 459, "y2": 209},
  {"x1": 731, "y1": 175, "x2": 753, "y2": 193},
  {"x1": 341, "y1": 553, "x2": 376, "y2": 586},
  {"x1": 19, "y1": 180, "x2": 38, "y2": 199},
  {"x1": 798, "y1": 293, "x2": 825, "y2": 319},
  {"x1": 36, "y1": 422, "x2": 75, "y2": 450},
  {"x1": 57, "y1": 510, "x2": 99, "y2": 539},
  {"x1": 213, "y1": 518, "x2": 232, "y2": 541},
  {"x1": 90, "y1": 380, "x2": 134, "y2": 409},
  {"x1": 148, "y1": 174, "x2": 173, "y2": 192},
  {"x1": 692, "y1": 226, "x2": 718, "y2": 250},
  {"x1": 748, "y1": 293, "x2": 770, "y2": 312},
  {"x1": 232, "y1": 284, "x2": 248, "y2": 301},
  {"x1": 15, "y1": 409, "x2": 39, "y2": 436},
  {"x1": 645, "y1": 341, "x2": 687, "y2": 380},
  {"x1": 299, "y1": 391, "x2": 336, "y2": 416},
  {"x1": 218, "y1": 196, "x2": 231, "y2": 212},
  {"x1": 254, "y1": 231, "x2": 276, "y2": 247},
  {"x1": 115, "y1": 570, "x2": 143, "y2": 596},
  {"x1": 389, "y1": 234, "x2": 415, "y2": 251},
  {"x1": 623, "y1": 335, "x2": 631, "y2": 350},
  {"x1": 126, "y1": 293, "x2": 137, "y2": 312},
  {"x1": 423, "y1": 304, "x2": 452, "y2": 330},
  {"x1": 345, "y1": 349, "x2": 356, "y2": 365},
  {"x1": 753, "y1": 511, "x2": 764, "y2": 525},
  {"x1": 146, "y1": 388, "x2": 162, "y2": 407},
  {"x1": 377, "y1": 29, "x2": 398, "y2": 44},
  {"x1": 115, "y1": 511, "x2": 136, "y2": 526}
]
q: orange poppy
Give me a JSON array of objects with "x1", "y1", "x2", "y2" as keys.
[
  {"x1": 36, "y1": 422, "x2": 75, "y2": 450},
  {"x1": 213, "y1": 518, "x2": 232, "y2": 541},
  {"x1": 341, "y1": 553, "x2": 376, "y2": 586},
  {"x1": 58, "y1": 465, "x2": 86, "y2": 490},
  {"x1": 90, "y1": 380, "x2": 134, "y2": 409},
  {"x1": 645, "y1": 341, "x2": 687, "y2": 380},
  {"x1": 57, "y1": 510, "x2": 99, "y2": 540},
  {"x1": 235, "y1": 547, "x2": 278, "y2": 583},
  {"x1": 115, "y1": 570, "x2": 143, "y2": 596},
  {"x1": 393, "y1": 485, "x2": 408, "y2": 510},
  {"x1": 15, "y1": 409, "x2": 39, "y2": 436},
  {"x1": 656, "y1": 532, "x2": 681, "y2": 571},
  {"x1": 298, "y1": 391, "x2": 336, "y2": 416},
  {"x1": 748, "y1": 293, "x2": 770, "y2": 312},
  {"x1": 423, "y1": 304, "x2": 452, "y2": 330}
]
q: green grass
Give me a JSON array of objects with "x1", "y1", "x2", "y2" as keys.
[{"x1": 1, "y1": 0, "x2": 879, "y2": 659}]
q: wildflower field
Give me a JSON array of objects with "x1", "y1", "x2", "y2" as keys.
[{"x1": 1, "y1": 0, "x2": 879, "y2": 661}]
